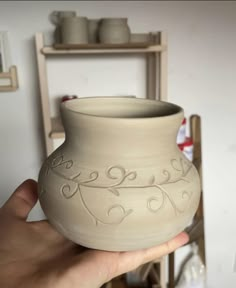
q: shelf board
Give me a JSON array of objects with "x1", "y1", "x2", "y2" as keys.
[
  {"x1": 0, "y1": 86, "x2": 17, "y2": 92},
  {"x1": 42, "y1": 44, "x2": 166, "y2": 55},
  {"x1": 54, "y1": 42, "x2": 156, "y2": 49},
  {"x1": 50, "y1": 117, "x2": 65, "y2": 139}
]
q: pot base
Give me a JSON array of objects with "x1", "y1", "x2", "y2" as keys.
[{"x1": 48, "y1": 215, "x2": 193, "y2": 251}]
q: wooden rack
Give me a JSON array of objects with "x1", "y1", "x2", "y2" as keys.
[{"x1": 35, "y1": 31, "x2": 205, "y2": 288}]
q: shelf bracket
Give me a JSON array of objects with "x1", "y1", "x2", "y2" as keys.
[{"x1": 0, "y1": 65, "x2": 18, "y2": 92}]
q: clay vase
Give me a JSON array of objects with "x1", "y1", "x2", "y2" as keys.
[
  {"x1": 98, "y1": 18, "x2": 131, "y2": 44},
  {"x1": 38, "y1": 97, "x2": 201, "y2": 251},
  {"x1": 61, "y1": 16, "x2": 88, "y2": 44}
]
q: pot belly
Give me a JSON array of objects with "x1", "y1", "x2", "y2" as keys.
[{"x1": 38, "y1": 152, "x2": 200, "y2": 251}]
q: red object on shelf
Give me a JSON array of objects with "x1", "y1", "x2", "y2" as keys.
[
  {"x1": 61, "y1": 95, "x2": 78, "y2": 102},
  {"x1": 178, "y1": 137, "x2": 194, "y2": 162},
  {"x1": 177, "y1": 117, "x2": 186, "y2": 144}
]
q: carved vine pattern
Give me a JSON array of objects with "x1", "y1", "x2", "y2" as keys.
[{"x1": 41, "y1": 154, "x2": 193, "y2": 226}]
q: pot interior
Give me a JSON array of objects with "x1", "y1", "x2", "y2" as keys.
[{"x1": 63, "y1": 97, "x2": 182, "y2": 119}]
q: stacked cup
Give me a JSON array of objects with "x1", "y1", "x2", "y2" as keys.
[
  {"x1": 61, "y1": 16, "x2": 88, "y2": 44},
  {"x1": 49, "y1": 10, "x2": 89, "y2": 44}
]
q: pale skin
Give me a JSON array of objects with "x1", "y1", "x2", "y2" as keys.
[{"x1": 0, "y1": 179, "x2": 189, "y2": 288}]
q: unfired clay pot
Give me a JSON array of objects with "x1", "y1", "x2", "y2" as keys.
[
  {"x1": 38, "y1": 97, "x2": 201, "y2": 251},
  {"x1": 98, "y1": 18, "x2": 130, "y2": 44}
]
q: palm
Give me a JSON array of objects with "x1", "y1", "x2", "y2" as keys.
[{"x1": 0, "y1": 180, "x2": 188, "y2": 288}]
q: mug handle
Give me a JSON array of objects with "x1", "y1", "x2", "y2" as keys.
[{"x1": 49, "y1": 11, "x2": 59, "y2": 25}]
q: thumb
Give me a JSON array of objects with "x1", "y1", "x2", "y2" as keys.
[{"x1": 1, "y1": 179, "x2": 38, "y2": 220}]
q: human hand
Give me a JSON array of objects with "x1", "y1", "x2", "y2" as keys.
[{"x1": 0, "y1": 179, "x2": 189, "y2": 288}]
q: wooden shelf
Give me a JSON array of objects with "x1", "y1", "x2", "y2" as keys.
[{"x1": 42, "y1": 44, "x2": 166, "y2": 55}]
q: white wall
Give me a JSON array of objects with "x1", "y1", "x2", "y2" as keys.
[{"x1": 0, "y1": 1, "x2": 236, "y2": 287}]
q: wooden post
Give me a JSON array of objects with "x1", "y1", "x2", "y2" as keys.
[
  {"x1": 10, "y1": 66, "x2": 18, "y2": 89},
  {"x1": 160, "y1": 257, "x2": 167, "y2": 288},
  {"x1": 159, "y1": 32, "x2": 168, "y2": 101},
  {"x1": 146, "y1": 52, "x2": 156, "y2": 100},
  {"x1": 190, "y1": 115, "x2": 206, "y2": 265},
  {"x1": 35, "y1": 33, "x2": 54, "y2": 156},
  {"x1": 168, "y1": 253, "x2": 175, "y2": 288}
]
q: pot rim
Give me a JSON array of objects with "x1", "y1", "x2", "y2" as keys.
[{"x1": 61, "y1": 96, "x2": 184, "y2": 122}]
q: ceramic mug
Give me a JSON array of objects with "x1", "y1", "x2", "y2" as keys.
[{"x1": 61, "y1": 16, "x2": 88, "y2": 44}]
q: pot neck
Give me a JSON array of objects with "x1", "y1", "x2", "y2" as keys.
[{"x1": 61, "y1": 111, "x2": 183, "y2": 157}]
